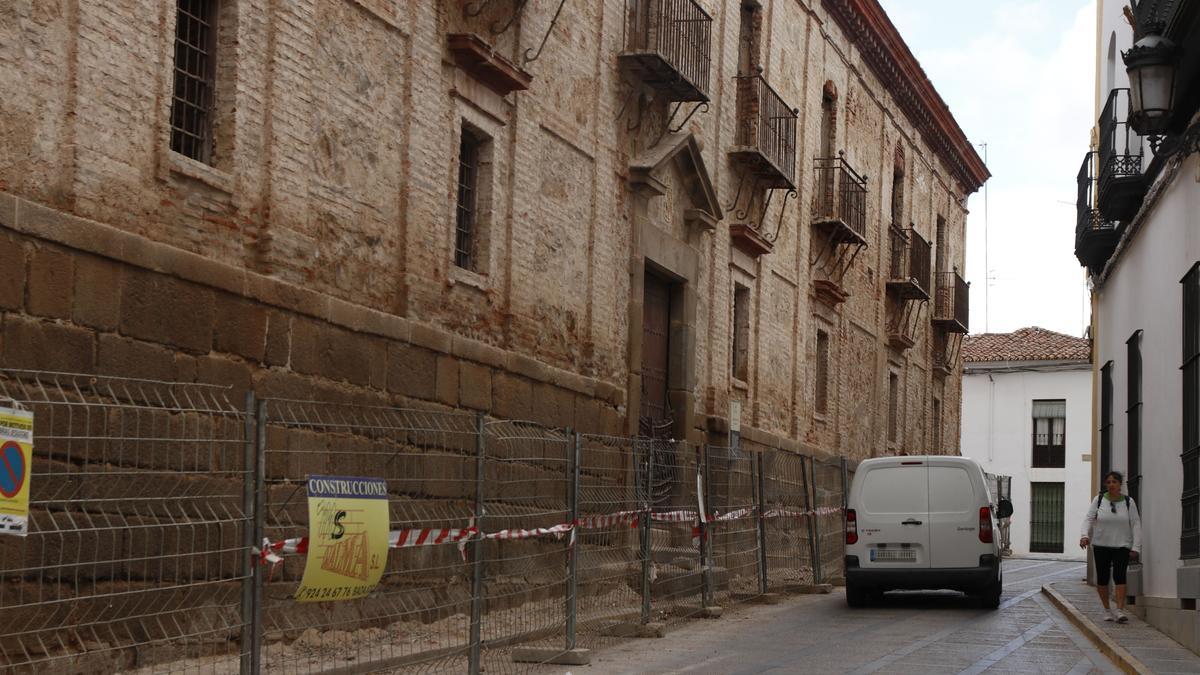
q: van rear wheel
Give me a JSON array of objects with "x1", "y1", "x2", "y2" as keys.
[
  {"x1": 978, "y1": 577, "x2": 1002, "y2": 609},
  {"x1": 846, "y1": 583, "x2": 869, "y2": 608}
]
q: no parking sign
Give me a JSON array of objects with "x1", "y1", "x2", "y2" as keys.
[{"x1": 0, "y1": 406, "x2": 33, "y2": 537}]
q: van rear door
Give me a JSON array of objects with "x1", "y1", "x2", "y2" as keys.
[
  {"x1": 928, "y1": 459, "x2": 987, "y2": 568},
  {"x1": 856, "y1": 461, "x2": 930, "y2": 570}
]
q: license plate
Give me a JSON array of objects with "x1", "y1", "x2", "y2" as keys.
[{"x1": 870, "y1": 548, "x2": 916, "y2": 562}]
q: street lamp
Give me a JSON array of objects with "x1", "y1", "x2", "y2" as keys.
[{"x1": 1122, "y1": 28, "x2": 1177, "y2": 138}]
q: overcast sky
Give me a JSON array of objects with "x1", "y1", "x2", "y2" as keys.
[{"x1": 877, "y1": 0, "x2": 1096, "y2": 337}]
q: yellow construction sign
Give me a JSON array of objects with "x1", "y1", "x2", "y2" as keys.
[
  {"x1": 0, "y1": 406, "x2": 34, "y2": 537},
  {"x1": 295, "y1": 475, "x2": 388, "y2": 602}
]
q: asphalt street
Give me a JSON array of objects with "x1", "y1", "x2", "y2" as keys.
[{"x1": 540, "y1": 559, "x2": 1121, "y2": 674}]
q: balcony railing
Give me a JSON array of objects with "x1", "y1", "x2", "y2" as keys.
[
  {"x1": 621, "y1": 0, "x2": 712, "y2": 102},
  {"x1": 886, "y1": 224, "x2": 931, "y2": 300},
  {"x1": 933, "y1": 270, "x2": 969, "y2": 333},
  {"x1": 1097, "y1": 88, "x2": 1147, "y2": 221},
  {"x1": 732, "y1": 71, "x2": 798, "y2": 189},
  {"x1": 1074, "y1": 150, "x2": 1120, "y2": 272},
  {"x1": 811, "y1": 155, "x2": 867, "y2": 245}
]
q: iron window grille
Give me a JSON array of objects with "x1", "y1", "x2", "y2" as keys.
[
  {"x1": 1183, "y1": 264, "x2": 1200, "y2": 558},
  {"x1": 732, "y1": 285, "x2": 750, "y2": 382},
  {"x1": 455, "y1": 126, "x2": 484, "y2": 272},
  {"x1": 1127, "y1": 330, "x2": 1143, "y2": 509},
  {"x1": 815, "y1": 330, "x2": 830, "y2": 415},
  {"x1": 170, "y1": 0, "x2": 218, "y2": 163},
  {"x1": 1030, "y1": 482, "x2": 1065, "y2": 553},
  {"x1": 1100, "y1": 361, "x2": 1114, "y2": 483},
  {"x1": 887, "y1": 372, "x2": 899, "y2": 444},
  {"x1": 1098, "y1": 88, "x2": 1144, "y2": 209}
]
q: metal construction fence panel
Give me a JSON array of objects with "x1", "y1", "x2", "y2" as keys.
[
  {"x1": 705, "y1": 445, "x2": 760, "y2": 606},
  {"x1": 761, "y1": 450, "x2": 815, "y2": 591},
  {"x1": 0, "y1": 369, "x2": 251, "y2": 675},
  {"x1": 0, "y1": 371, "x2": 850, "y2": 674},
  {"x1": 812, "y1": 457, "x2": 848, "y2": 584}
]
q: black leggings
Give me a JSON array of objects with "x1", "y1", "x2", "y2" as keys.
[{"x1": 1093, "y1": 546, "x2": 1131, "y2": 586}]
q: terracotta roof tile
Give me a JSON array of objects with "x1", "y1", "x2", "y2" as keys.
[{"x1": 962, "y1": 327, "x2": 1090, "y2": 363}]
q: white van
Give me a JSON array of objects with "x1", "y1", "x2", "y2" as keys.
[{"x1": 843, "y1": 456, "x2": 1012, "y2": 608}]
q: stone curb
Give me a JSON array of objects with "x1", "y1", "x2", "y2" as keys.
[{"x1": 1041, "y1": 584, "x2": 1151, "y2": 675}]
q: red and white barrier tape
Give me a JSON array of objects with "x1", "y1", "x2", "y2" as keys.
[{"x1": 256, "y1": 504, "x2": 842, "y2": 569}]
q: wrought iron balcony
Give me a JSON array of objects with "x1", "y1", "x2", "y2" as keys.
[
  {"x1": 730, "y1": 71, "x2": 798, "y2": 189},
  {"x1": 811, "y1": 154, "x2": 867, "y2": 246},
  {"x1": 1097, "y1": 88, "x2": 1148, "y2": 222},
  {"x1": 619, "y1": 0, "x2": 712, "y2": 102},
  {"x1": 1074, "y1": 150, "x2": 1121, "y2": 273},
  {"x1": 886, "y1": 224, "x2": 931, "y2": 301},
  {"x1": 932, "y1": 270, "x2": 969, "y2": 334}
]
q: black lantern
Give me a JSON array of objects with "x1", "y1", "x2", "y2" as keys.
[{"x1": 1123, "y1": 31, "x2": 1177, "y2": 136}]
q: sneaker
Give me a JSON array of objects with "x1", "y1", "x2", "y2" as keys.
[
  {"x1": 1116, "y1": 610, "x2": 1128, "y2": 623},
  {"x1": 1103, "y1": 609, "x2": 1116, "y2": 622}
]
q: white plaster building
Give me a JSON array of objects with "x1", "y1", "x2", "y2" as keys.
[
  {"x1": 1074, "y1": 0, "x2": 1200, "y2": 653},
  {"x1": 961, "y1": 328, "x2": 1092, "y2": 560}
]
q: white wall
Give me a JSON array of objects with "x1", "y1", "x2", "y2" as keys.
[
  {"x1": 962, "y1": 364, "x2": 1092, "y2": 559},
  {"x1": 1096, "y1": 151, "x2": 1200, "y2": 600}
]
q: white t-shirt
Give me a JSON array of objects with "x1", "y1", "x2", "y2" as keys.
[{"x1": 1080, "y1": 493, "x2": 1142, "y2": 554}]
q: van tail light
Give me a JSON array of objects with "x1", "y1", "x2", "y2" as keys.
[
  {"x1": 846, "y1": 509, "x2": 858, "y2": 545},
  {"x1": 979, "y1": 507, "x2": 993, "y2": 543}
]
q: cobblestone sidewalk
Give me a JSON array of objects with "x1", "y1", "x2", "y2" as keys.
[{"x1": 1044, "y1": 579, "x2": 1200, "y2": 674}]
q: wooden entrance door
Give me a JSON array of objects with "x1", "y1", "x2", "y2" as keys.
[{"x1": 640, "y1": 271, "x2": 673, "y2": 438}]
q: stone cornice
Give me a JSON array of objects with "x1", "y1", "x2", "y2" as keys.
[{"x1": 823, "y1": 0, "x2": 990, "y2": 194}]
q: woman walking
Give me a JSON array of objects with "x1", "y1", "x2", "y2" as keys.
[{"x1": 1079, "y1": 471, "x2": 1142, "y2": 623}]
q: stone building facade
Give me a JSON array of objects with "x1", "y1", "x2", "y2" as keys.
[{"x1": 0, "y1": 0, "x2": 986, "y2": 460}]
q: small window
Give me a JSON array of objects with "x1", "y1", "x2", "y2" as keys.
[
  {"x1": 887, "y1": 371, "x2": 899, "y2": 444},
  {"x1": 1182, "y1": 263, "x2": 1200, "y2": 558},
  {"x1": 934, "y1": 215, "x2": 947, "y2": 275},
  {"x1": 732, "y1": 284, "x2": 751, "y2": 382},
  {"x1": 820, "y1": 91, "x2": 836, "y2": 158},
  {"x1": 815, "y1": 329, "x2": 830, "y2": 415},
  {"x1": 170, "y1": 0, "x2": 219, "y2": 163},
  {"x1": 1030, "y1": 482, "x2": 1065, "y2": 553},
  {"x1": 1127, "y1": 330, "x2": 1143, "y2": 507},
  {"x1": 1031, "y1": 399, "x2": 1066, "y2": 468},
  {"x1": 1100, "y1": 362, "x2": 1114, "y2": 481},
  {"x1": 932, "y1": 397, "x2": 942, "y2": 454},
  {"x1": 890, "y1": 150, "x2": 905, "y2": 228},
  {"x1": 455, "y1": 123, "x2": 491, "y2": 272}
]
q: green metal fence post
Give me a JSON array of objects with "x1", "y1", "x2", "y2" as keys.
[
  {"x1": 566, "y1": 431, "x2": 580, "y2": 650},
  {"x1": 757, "y1": 451, "x2": 768, "y2": 595},
  {"x1": 801, "y1": 455, "x2": 819, "y2": 585},
  {"x1": 240, "y1": 392, "x2": 258, "y2": 675},
  {"x1": 469, "y1": 412, "x2": 486, "y2": 675},
  {"x1": 640, "y1": 439, "x2": 653, "y2": 624}
]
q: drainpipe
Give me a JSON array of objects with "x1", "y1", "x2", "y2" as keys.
[{"x1": 987, "y1": 373, "x2": 995, "y2": 464}]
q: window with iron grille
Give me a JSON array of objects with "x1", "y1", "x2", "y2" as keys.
[
  {"x1": 1127, "y1": 330, "x2": 1142, "y2": 509},
  {"x1": 170, "y1": 0, "x2": 218, "y2": 163},
  {"x1": 1031, "y1": 399, "x2": 1065, "y2": 468},
  {"x1": 932, "y1": 397, "x2": 942, "y2": 454},
  {"x1": 887, "y1": 371, "x2": 899, "y2": 444},
  {"x1": 1182, "y1": 263, "x2": 1200, "y2": 558},
  {"x1": 1100, "y1": 361, "x2": 1113, "y2": 482},
  {"x1": 815, "y1": 329, "x2": 829, "y2": 415},
  {"x1": 732, "y1": 284, "x2": 750, "y2": 382},
  {"x1": 1030, "y1": 482, "x2": 1065, "y2": 553},
  {"x1": 454, "y1": 124, "x2": 489, "y2": 272}
]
